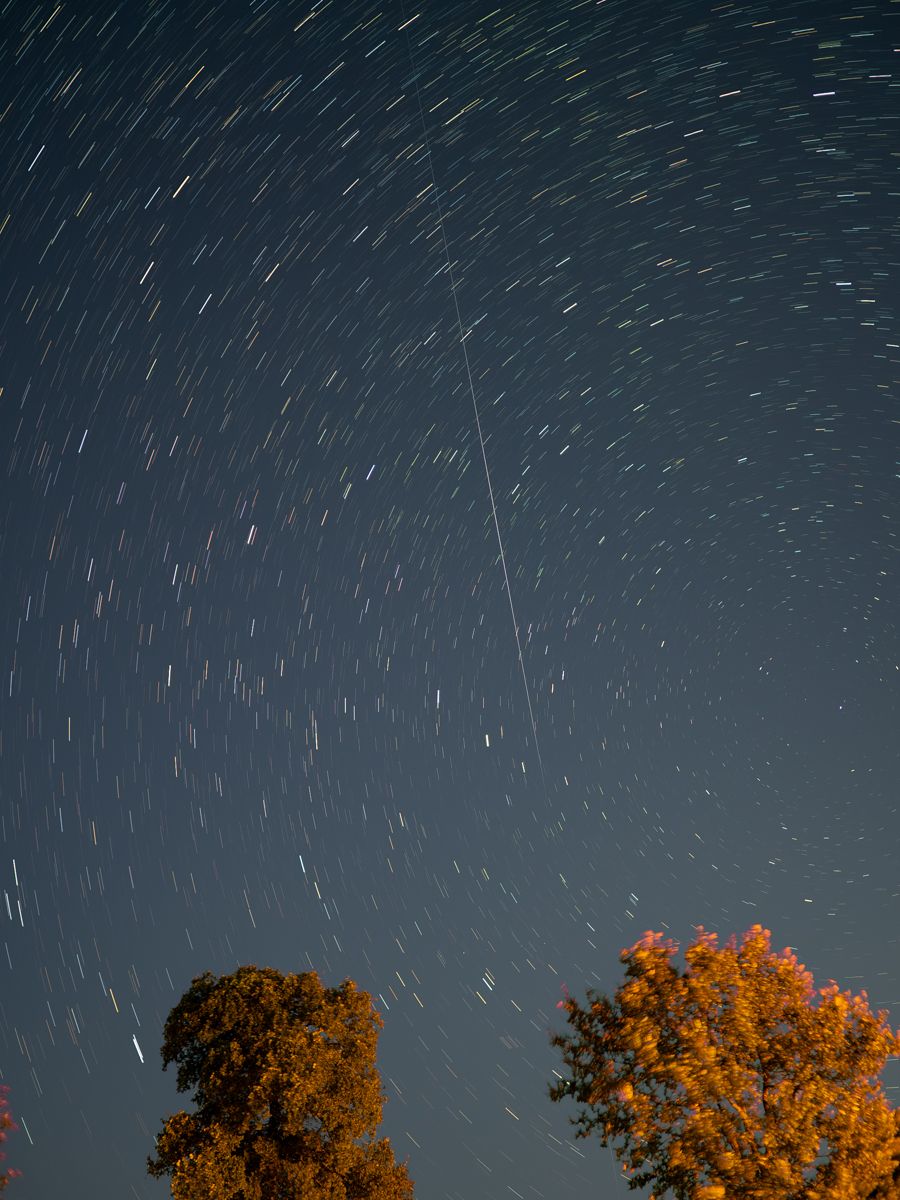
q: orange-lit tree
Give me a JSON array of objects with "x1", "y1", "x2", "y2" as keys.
[
  {"x1": 148, "y1": 966, "x2": 413, "y2": 1200},
  {"x1": 550, "y1": 925, "x2": 899, "y2": 1199},
  {"x1": 0, "y1": 1087, "x2": 19, "y2": 1192}
]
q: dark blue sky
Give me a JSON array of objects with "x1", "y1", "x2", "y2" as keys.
[{"x1": 1, "y1": 1, "x2": 898, "y2": 1197}]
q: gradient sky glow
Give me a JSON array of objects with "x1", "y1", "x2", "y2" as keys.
[{"x1": 1, "y1": 1, "x2": 898, "y2": 1197}]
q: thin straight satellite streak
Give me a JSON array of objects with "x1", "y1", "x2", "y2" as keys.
[
  {"x1": 400, "y1": 8, "x2": 547, "y2": 790},
  {"x1": 402, "y1": 14, "x2": 628, "y2": 1190}
]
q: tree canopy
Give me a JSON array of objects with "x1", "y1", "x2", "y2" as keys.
[
  {"x1": 148, "y1": 965, "x2": 413, "y2": 1200},
  {"x1": 550, "y1": 924, "x2": 899, "y2": 1199}
]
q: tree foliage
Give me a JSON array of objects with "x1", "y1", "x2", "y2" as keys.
[
  {"x1": 148, "y1": 965, "x2": 413, "y2": 1200},
  {"x1": 550, "y1": 925, "x2": 899, "y2": 1199},
  {"x1": 0, "y1": 1086, "x2": 20, "y2": 1192},
  {"x1": 868, "y1": 1109, "x2": 900, "y2": 1200}
]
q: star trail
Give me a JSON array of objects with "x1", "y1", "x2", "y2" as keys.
[{"x1": 0, "y1": 1, "x2": 898, "y2": 1198}]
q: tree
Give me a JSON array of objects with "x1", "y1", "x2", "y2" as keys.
[
  {"x1": 0, "y1": 1086, "x2": 20, "y2": 1191},
  {"x1": 148, "y1": 965, "x2": 414, "y2": 1200},
  {"x1": 550, "y1": 924, "x2": 900, "y2": 1199}
]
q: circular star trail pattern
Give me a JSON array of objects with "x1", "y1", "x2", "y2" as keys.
[{"x1": 0, "y1": 2, "x2": 898, "y2": 1197}]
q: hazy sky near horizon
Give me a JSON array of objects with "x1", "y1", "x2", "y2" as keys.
[{"x1": 1, "y1": 0, "x2": 898, "y2": 1197}]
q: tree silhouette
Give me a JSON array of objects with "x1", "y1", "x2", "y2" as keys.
[
  {"x1": 148, "y1": 965, "x2": 413, "y2": 1200},
  {"x1": 550, "y1": 925, "x2": 899, "y2": 1199}
]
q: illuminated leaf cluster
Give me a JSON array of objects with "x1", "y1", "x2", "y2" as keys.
[
  {"x1": 550, "y1": 925, "x2": 899, "y2": 1199},
  {"x1": 867, "y1": 1110, "x2": 900, "y2": 1200}
]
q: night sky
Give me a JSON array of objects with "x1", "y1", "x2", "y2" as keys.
[{"x1": 1, "y1": 0, "x2": 898, "y2": 1197}]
